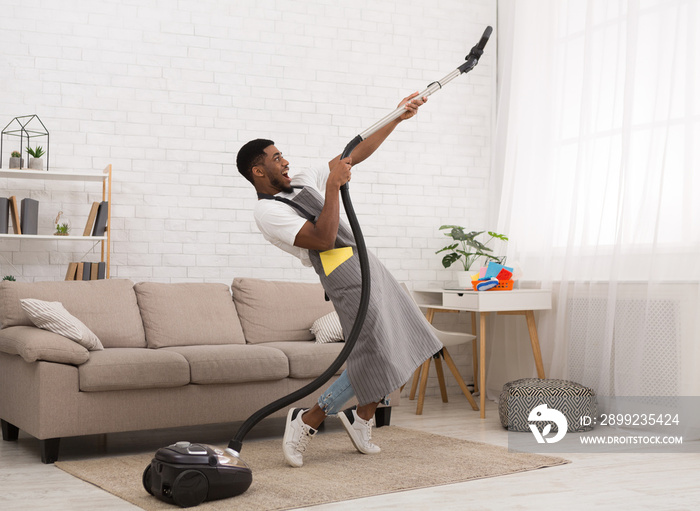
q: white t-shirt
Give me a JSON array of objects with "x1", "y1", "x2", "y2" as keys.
[{"x1": 254, "y1": 165, "x2": 329, "y2": 267}]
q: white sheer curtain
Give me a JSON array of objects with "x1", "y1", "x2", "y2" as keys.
[{"x1": 487, "y1": 0, "x2": 700, "y2": 405}]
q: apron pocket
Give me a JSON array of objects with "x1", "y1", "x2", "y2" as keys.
[{"x1": 319, "y1": 246, "x2": 354, "y2": 276}]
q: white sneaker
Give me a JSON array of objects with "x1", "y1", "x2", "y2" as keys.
[
  {"x1": 283, "y1": 408, "x2": 317, "y2": 467},
  {"x1": 339, "y1": 408, "x2": 381, "y2": 454}
]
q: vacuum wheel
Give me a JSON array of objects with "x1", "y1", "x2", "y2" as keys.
[
  {"x1": 171, "y1": 469, "x2": 209, "y2": 508},
  {"x1": 142, "y1": 464, "x2": 154, "y2": 495}
]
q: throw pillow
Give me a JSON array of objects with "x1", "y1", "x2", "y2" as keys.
[
  {"x1": 310, "y1": 311, "x2": 344, "y2": 344},
  {"x1": 20, "y1": 298, "x2": 104, "y2": 351}
]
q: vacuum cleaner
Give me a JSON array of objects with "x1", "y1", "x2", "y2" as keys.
[{"x1": 142, "y1": 25, "x2": 493, "y2": 508}]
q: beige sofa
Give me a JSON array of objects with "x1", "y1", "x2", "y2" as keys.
[{"x1": 0, "y1": 278, "x2": 397, "y2": 463}]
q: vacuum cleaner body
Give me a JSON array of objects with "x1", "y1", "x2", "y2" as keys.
[{"x1": 143, "y1": 441, "x2": 252, "y2": 508}]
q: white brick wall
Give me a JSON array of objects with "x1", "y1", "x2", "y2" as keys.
[{"x1": 1, "y1": 0, "x2": 497, "y2": 396}]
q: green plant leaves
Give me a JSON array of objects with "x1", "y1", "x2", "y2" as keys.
[
  {"x1": 441, "y1": 252, "x2": 462, "y2": 268},
  {"x1": 26, "y1": 145, "x2": 45, "y2": 158},
  {"x1": 488, "y1": 231, "x2": 509, "y2": 241},
  {"x1": 436, "y1": 225, "x2": 508, "y2": 270}
]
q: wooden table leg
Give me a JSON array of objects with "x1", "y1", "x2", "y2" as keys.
[
  {"x1": 499, "y1": 310, "x2": 547, "y2": 380},
  {"x1": 525, "y1": 310, "x2": 546, "y2": 378},
  {"x1": 442, "y1": 348, "x2": 479, "y2": 411},
  {"x1": 434, "y1": 354, "x2": 448, "y2": 403},
  {"x1": 479, "y1": 312, "x2": 487, "y2": 419},
  {"x1": 416, "y1": 358, "x2": 431, "y2": 415},
  {"x1": 408, "y1": 365, "x2": 421, "y2": 399},
  {"x1": 410, "y1": 307, "x2": 437, "y2": 401}
]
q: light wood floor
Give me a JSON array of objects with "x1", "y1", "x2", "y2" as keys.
[{"x1": 1, "y1": 399, "x2": 698, "y2": 510}]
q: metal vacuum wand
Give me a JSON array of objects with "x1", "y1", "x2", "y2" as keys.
[{"x1": 341, "y1": 25, "x2": 493, "y2": 159}]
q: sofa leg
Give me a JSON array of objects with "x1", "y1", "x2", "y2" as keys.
[
  {"x1": 374, "y1": 407, "x2": 392, "y2": 428},
  {"x1": 1, "y1": 419, "x2": 19, "y2": 441},
  {"x1": 41, "y1": 438, "x2": 61, "y2": 464}
]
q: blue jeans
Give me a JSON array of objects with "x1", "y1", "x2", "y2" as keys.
[
  {"x1": 317, "y1": 370, "x2": 390, "y2": 415},
  {"x1": 318, "y1": 370, "x2": 355, "y2": 416}
]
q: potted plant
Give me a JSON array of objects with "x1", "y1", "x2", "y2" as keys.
[
  {"x1": 9, "y1": 150, "x2": 23, "y2": 169},
  {"x1": 26, "y1": 145, "x2": 45, "y2": 170},
  {"x1": 55, "y1": 223, "x2": 71, "y2": 236},
  {"x1": 53, "y1": 211, "x2": 70, "y2": 236},
  {"x1": 2, "y1": 275, "x2": 16, "y2": 281},
  {"x1": 436, "y1": 225, "x2": 508, "y2": 287}
]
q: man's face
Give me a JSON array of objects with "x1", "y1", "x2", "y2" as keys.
[{"x1": 255, "y1": 145, "x2": 292, "y2": 194}]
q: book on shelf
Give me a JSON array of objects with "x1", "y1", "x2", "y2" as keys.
[
  {"x1": 65, "y1": 262, "x2": 78, "y2": 281},
  {"x1": 20, "y1": 198, "x2": 39, "y2": 235},
  {"x1": 81, "y1": 262, "x2": 92, "y2": 280},
  {"x1": 9, "y1": 196, "x2": 21, "y2": 235},
  {"x1": 0, "y1": 198, "x2": 8, "y2": 234},
  {"x1": 92, "y1": 201, "x2": 108, "y2": 237},
  {"x1": 65, "y1": 261, "x2": 107, "y2": 280},
  {"x1": 83, "y1": 201, "x2": 100, "y2": 236}
]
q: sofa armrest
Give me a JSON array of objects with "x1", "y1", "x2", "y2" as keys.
[{"x1": 0, "y1": 326, "x2": 89, "y2": 365}]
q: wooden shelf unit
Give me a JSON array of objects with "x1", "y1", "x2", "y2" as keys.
[{"x1": 0, "y1": 165, "x2": 112, "y2": 278}]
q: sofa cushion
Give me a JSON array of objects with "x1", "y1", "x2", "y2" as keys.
[
  {"x1": 0, "y1": 279, "x2": 146, "y2": 348},
  {"x1": 261, "y1": 341, "x2": 345, "y2": 379},
  {"x1": 78, "y1": 348, "x2": 190, "y2": 392},
  {"x1": 20, "y1": 298, "x2": 104, "y2": 351},
  {"x1": 163, "y1": 344, "x2": 289, "y2": 384},
  {"x1": 231, "y1": 278, "x2": 335, "y2": 344},
  {"x1": 134, "y1": 282, "x2": 246, "y2": 348},
  {"x1": 0, "y1": 325, "x2": 90, "y2": 365},
  {"x1": 310, "y1": 311, "x2": 344, "y2": 344}
]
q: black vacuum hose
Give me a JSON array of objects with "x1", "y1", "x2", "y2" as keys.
[{"x1": 229, "y1": 26, "x2": 492, "y2": 453}]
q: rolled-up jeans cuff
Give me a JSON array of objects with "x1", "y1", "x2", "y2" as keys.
[{"x1": 318, "y1": 370, "x2": 355, "y2": 416}]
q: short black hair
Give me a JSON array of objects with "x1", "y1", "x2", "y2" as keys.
[{"x1": 236, "y1": 138, "x2": 274, "y2": 185}]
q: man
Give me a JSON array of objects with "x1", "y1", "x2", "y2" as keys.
[{"x1": 236, "y1": 92, "x2": 443, "y2": 468}]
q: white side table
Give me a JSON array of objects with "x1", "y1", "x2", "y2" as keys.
[{"x1": 413, "y1": 288, "x2": 552, "y2": 418}]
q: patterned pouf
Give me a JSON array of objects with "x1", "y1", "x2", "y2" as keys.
[{"x1": 498, "y1": 378, "x2": 597, "y2": 433}]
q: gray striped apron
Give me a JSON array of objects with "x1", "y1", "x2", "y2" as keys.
[{"x1": 262, "y1": 186, "x2": 443, "y2": 404}]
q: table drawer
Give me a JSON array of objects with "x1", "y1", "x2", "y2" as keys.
[{"x1": 442, "y1": 292, "x2": 479, "y2": 309}]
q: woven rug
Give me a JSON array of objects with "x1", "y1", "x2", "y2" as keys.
[{"x1": 56, "y1": 426, "x2": 569, "y2": 510}]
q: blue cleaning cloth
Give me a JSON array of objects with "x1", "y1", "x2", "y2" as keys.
[
  {"x1": 484, "y1": 261, "x2": 514, "y2": 279},
  {"x1": 476, "y1": 277, "x2": 499, "y2": 291}
]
